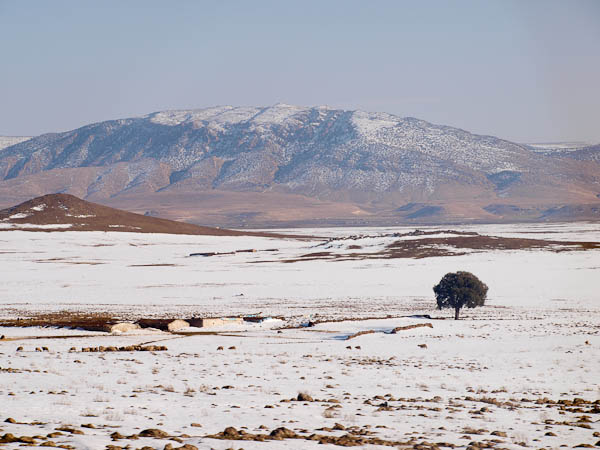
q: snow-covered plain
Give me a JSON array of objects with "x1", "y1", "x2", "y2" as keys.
[{"x1": 0, "y1": 224, "x2": 598, "y2": 449}]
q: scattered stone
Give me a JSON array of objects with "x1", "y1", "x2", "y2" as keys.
[
  {"x1": 55, "y1": 426, "x2": 83, "y2": 435},
  {"x1": 79, "y1": 345, "x2": 167, "y2": 353},
  {"x1": 139, "y1": 428, "x2": 170, "y2": 438},
  {"x1": 0, "y1": 433, "x2": 18, "y2": 443},
  {"x1": 297, "y1": 392, "x2": 314, "y2": 402},
  {"x1": 270, "y1": 427, "x2": 297, "y2": 439}
]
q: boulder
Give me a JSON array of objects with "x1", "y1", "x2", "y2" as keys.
[
  {"x1": 105, "y1": 322, "x2": 140, "y2": 334},
  {"x1": 139, "y1": 429, "x2": 169, "y2": 438},
  {"x1": 167, "y1": 320, "x2": 190, "y2": 332}
]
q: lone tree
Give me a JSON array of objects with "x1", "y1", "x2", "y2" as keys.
[{"x1": 433, "y1": 271, "x2": 488, "y2": 320}]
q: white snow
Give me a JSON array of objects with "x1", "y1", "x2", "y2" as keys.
[
  {"x1": 0, "y1": 223, "x2": 598, "y2": 449},
  {"x1": 148, "y1": 104, "x2": 308, "y2": 128},
  {"x1": 0, "y1": 135, "x2": 31, "y2": 150},
  {"x1": 108, "y1": 224, "x2": 141, "y2": 229},
  {"x1": 0, "y1": 223, "x2": 73, "y2": 229},
  {"x1": 7, "y1": 212, "x2": 31, "y2": 219}
]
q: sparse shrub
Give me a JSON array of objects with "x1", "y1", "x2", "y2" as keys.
[{"x1": 433, "y1": 271, "x2": 488, "y2": 320}]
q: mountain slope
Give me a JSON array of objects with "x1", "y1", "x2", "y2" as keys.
[
  {"x1": 0, "y1": 105, "x2": 599, "y2": 225},
  {"x1": 0, "y1": 193, "x2": 286, "y2": 236},
  {"x1": 0, "y1": 136, "x2": 31, "y2": 151}
]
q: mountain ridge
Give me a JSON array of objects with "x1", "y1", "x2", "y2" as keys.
[{"x1": 0, "y1": 105, "x2": 599, "y2": 226}]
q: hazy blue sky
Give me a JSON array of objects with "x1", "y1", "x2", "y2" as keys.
[{"x1": 1, "y1": 0, "x2": 599, "y2": 143}]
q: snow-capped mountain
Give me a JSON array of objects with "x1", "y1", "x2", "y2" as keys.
[
  {"x1": 0, "y1": 136, "x2": 31, "y2": 151},
  {"x1": 0, "y1": 105, "x2": 598, "y2": 226}
]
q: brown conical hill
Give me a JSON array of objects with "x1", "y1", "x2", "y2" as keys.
[{"x1": 0, "y1": 193, "x2": 283, "y2": 236}]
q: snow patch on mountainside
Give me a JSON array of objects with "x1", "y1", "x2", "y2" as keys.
[{"x1": 0, "y1": 136, "x2": 31, "y2": 150}]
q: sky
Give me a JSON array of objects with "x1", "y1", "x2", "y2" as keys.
[{"x1": 1, "y1": 0, "x2": 599, "y2": 143}]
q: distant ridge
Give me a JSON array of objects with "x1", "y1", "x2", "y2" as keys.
[
  {"x1": 0, "y1": 193, "x2": 285, "y2": 236},
  {"x1": 0, "y1": 105, "x2": 598, "y2": 226}
]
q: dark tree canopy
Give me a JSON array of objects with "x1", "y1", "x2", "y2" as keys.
[{"x1": 433, "y1": 271, "x2": 488, "y2": 319}]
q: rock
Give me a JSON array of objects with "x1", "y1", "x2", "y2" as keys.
[
  {"x1": 105, "y1": 322, "x2": 140, "y2": 334},
  {"x1": 297, "y1": 392, "x2": 314, "y2": 402},
  {"x1": 269, "y1": 427, "x2": 296, "y2": 439},
  {"x1": 223, "y1": 427, "x2": 240, "y2": 438},
  {"x1": 55, "y1": 426, "x2": 83, "y2": 435},
  {"x1": 4, "y1": 417, "x2": 17, "y2": 423},
  {"x1": 491, "y1": 431, "x2": 507, "y2": 437},
  {"x1": 190, "y1": 423, "x2": 202, "y2": 428},
  {"x1": 217, "y1": 346, "x2": 224, "y2": 351},
  {"x1": 0, "y1": 433, "x2": 19, "y2": 443},
  {"x1": 168, "y1": 320, "x2": 190, "y2": 332},
  {"x1": 40, "y1": 441, "x2": 57, "y2": 447},
  {"x1": 139, "y1": 428, "x2": 170, "y2": 438},
  {"x1": 16, "y1": 346, "x2": 23, "y2": 352},
  {"x1": 418, "y1": 344, "x2": 428, "y2": 349},
  {"x1": 18, "y1": 436, "x2": 36, "y2": 443}
]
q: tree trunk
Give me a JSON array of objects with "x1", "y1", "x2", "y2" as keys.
[{"x1": 454, "y1": 307, "x2": 460, "y2": 320}]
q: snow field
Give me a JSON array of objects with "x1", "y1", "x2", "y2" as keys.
[{"x1": 0, "y1": 224, "x2": 598, "y2": 448}]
